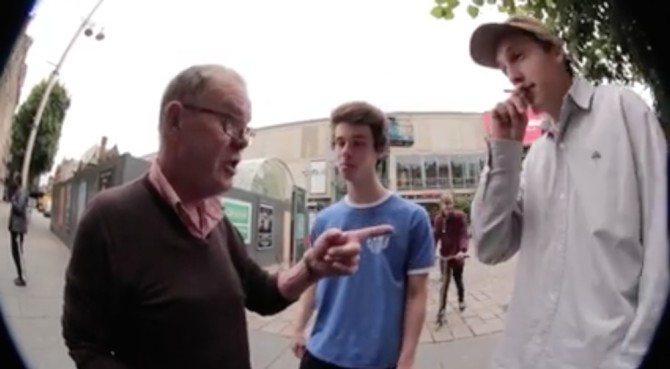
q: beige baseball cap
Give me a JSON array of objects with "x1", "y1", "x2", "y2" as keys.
[{"x1": 469, "y1": 16, "x2": 564, "y2": 68}]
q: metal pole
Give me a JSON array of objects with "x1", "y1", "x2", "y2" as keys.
[{"x1": 20, "y1": 0, "x2": 106, "y2": 189}]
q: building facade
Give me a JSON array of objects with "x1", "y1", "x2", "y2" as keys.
[
  {"x1": 0, "y1": 29, "x2": 32, "y2": 187},
  {"x1": 242, "y1": 111, "x2": 489, "y2": 215}
]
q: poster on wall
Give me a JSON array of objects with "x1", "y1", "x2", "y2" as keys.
[
  {"x1": 57, "y1": 186, "x2": 65, "y2": 226},
  {"x1": 98, "y1": 169, "x2": 114, "y2": 192},
  {"x1": 257, "y1": 204, "x2": 274, "y2": 249},
  {"x1": 308, "y1": 161, "x2": 327, "y2": 195},
  {"x1": 291, "y1": 186, "x2": 308, "y2": 262},
  {"x1": 76, "y1": 181, "x2": 88, "y2": 224},
  {"x1": 64, "y1": 184, "x2": 72, "y2": 232},
  {"x1": 220, "y1": 197, "x2": 252, "y2": 244}
]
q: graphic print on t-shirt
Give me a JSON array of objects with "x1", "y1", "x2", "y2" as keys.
[{"x1": 366, "y1": 233, "x2": 390, "y2": 254}]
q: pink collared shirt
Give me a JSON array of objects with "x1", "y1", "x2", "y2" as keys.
[{"x1": 147, "y1": 161, "x2": 223, "y2": 239}]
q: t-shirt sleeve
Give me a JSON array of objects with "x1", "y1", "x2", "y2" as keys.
[
  {"x1": 308, "y1": 216, "x2": 323, "y2": 248},
  {"x1": 407, "y1": 207, "x2": 436, "y2": 275}
]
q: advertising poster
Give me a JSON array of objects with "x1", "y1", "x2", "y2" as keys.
[
  {"x1": 64, "y1": 184, "x2": 72, "y2": 232},
  {"x1": 220, "y1": 197, "x2": 252, "y2": 244},
  {"x1": 98, "y1": 169, "x2": 114, "y2": 192},
  {"x1": 257, "y1": 204, "x2": 274, "y2": 249},
  {"x1": 76, "y1": 181, "x2": 88, "y2": 224}
]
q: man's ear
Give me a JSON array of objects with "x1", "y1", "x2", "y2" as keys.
[{"x1": 163, "y1": 102, "x2": 182, "y2": 133}]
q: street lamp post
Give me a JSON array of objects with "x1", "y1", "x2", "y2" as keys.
[{"x1": 20, "y1": 0, "x2": 106, "y2": 189}]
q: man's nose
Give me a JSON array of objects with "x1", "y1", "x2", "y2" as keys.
[
  {"x1": 230, "y1": 136, "x2": 248, "y2": 151},
  {"x1": 507, "y1": 68, "x2": 525, "y2": 86},
  {"x1": 339, "y1": 143, "x2": 352, "y2": 157}
]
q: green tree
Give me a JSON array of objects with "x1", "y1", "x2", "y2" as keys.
[
  {"x1": 9, "y1": 80, "x2": 71, "y2": 186},
  {"x1": 453, "y1": 193, "x2": 472, "y2": 219},
  {"x1": 430, "y1": 0, "x2": 670, "y2": 131}
]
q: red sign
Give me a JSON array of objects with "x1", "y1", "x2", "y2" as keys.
[{"x1": 482, "y1": 110, "x2": 544, "y2": 146}]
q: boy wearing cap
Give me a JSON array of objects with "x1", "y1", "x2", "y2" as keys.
[{"x1": 469, "y1": 16, "x2": 668, "y2": 369}]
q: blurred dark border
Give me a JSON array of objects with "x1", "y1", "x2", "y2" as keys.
[{"x1": 0, "y1": 1, "x2": 35, "y2": 368}]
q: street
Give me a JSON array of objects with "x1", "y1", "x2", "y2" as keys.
[{"x1": 0, "y1": 202, "x2": 516, "y2": 369}]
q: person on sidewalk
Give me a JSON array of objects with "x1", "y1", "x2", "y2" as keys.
[
  {"x1": 61, "y1": 64, "x2": 390, "y2": 369},
  {"x1": 7, "y1": 175, "x2": 29, "y2": 287},
  {"x1": 290, "y1": 101, "x2": 435, "y2": 369},
  {"x1": 469, "y1": 16, "x2": 669, "y2": 369},
  {"x1": 433, "y1": 193, "x2": 468, "y2": 324}
]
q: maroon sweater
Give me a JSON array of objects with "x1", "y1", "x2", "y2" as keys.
[
  {"x1": 62, "y1": 176, "x2": 293, "y2": 369},
  {"x1": 433, "y1": 210, "x2": 468, "y2": 259}
]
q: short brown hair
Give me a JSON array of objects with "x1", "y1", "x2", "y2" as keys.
[{"x1": 330, "y1": 101, "x2": 388, "y2": 154}]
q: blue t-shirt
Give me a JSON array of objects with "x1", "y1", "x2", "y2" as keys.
[{"x1": 306, "y1": 193, "x2": 435, "y2": 369}]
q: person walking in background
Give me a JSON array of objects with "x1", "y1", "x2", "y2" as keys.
[
  {"x1": 469, "y1": 15, "x2": 668, "y2": 369},
  {"x1": 433, "y1": 193, "x2": 468, "y2": 326},
  {"x1": 8, "y1": 174, "x2": 29, "y2": 287},
  {"x1": 290, "y1": 101, "x2": 434, "y2": 369}
]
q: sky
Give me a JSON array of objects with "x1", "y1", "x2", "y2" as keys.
[
  {"x1": 20, "y1": 0, "x2": 514, "y2": 168},
  {"x1": 19, "y1": 0, "x2": 652, "y2": 171}
]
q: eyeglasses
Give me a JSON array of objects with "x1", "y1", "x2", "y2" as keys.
[{"x1": 181, "y1": 102, "x2": 254, "y2": 142}]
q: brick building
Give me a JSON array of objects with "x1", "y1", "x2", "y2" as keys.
[{"x1": 0, "y1": 26, "x2": 32, "y2": 188}]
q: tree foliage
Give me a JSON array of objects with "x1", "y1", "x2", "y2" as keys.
[
  {"x1": 454, "y1": 193, "x2": 472, "y2": 218},
  {"x1": 9, "y1": 80, "x2": 71, "y2": 185},
  {"x1": 430, "y1": 0, "x2": 669, "y2": 126}
]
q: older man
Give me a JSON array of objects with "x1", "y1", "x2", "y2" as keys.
[
  {"x1": 469, "y1": 16, "x2": 668, "y2": 369},
  {"x1": 62, "y1": 64, "x2": 389, "y2": 369}
]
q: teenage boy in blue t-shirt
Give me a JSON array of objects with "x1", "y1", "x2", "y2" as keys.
[{"x1": 291, "y1": 101, "x2": 435, "y2": 369}]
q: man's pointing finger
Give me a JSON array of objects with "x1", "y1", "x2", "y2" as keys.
[{"x1": 345, "y1": 224, "x2": 394, "y2": 241}]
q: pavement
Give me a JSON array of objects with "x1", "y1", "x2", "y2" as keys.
[{"x1": 0, "y1": 202, "x2": 517, "y2": 369}]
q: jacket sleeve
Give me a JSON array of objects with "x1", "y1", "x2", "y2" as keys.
[
  {"x1": 432, "y1": 214, "x2": 441, "y2": 246},
  {"x1": 470, "y1": 138, "x2": 525, "y2": 265},
  {"x1": 224, "y1": 220, "x2": 294, "y2": 316},
  {"x1": 62, "y1": 199, "x2": 130, "y2": 369},
  {"x1": 10, "y1": 190, "x2": 28, "y2": 217},
  {"x1": 459, "y1": 212, "x2": 469, "y2": 253},
  {"x1": 613, "y1": 89, "x2": 669, "y2": 368}
]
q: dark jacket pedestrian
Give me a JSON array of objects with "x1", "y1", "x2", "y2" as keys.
[
  {"x1": 433, "y1": 194, "x2": 469, "y2": 318},
  {"x1": 8, "y1": 188, "x2": 29, "y2": 234},
  {"x1": 8, "y1": 184, "x2": 29, "y2": 286},
  {"x1": 433, "y1": 209, "x2": 468, "y2": 265}
]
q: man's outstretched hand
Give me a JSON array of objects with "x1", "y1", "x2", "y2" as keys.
[{"x1": 306, "y1": 225, "x2": 394, "y2": 277}]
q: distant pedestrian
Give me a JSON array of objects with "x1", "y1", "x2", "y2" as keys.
[
  {"x1": 433, "y1": 193, "x2": 468, "y2": 325},
  {"x1": 7, "y1": 175, "x2": 29, "y2": 287}
]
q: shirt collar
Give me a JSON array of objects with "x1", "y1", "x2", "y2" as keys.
[
  {"x1": 540, "y1": 76, "x2": 596, "y2": 134},
  {"x1": 567, "y1": 76, "x2": 596, "y2": 111},
  {"x1": 148, "y1": 160, "x2": 183, "y2": 209}
]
